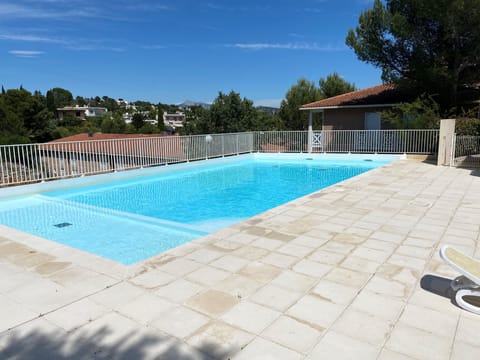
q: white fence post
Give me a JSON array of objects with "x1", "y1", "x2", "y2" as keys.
[{"x1": 307, "y1": 112, "x2": 313, "y2": 153}]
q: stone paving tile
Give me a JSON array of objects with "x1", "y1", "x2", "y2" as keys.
[
  {"x1": 187, "y1": 290, "x2": 239, "y2": 317},
  {"x1": 213, "y1": 274, "x2": 263, "y2": 299},
  {"x1": 156, "y1": 258, "x2": 203, "y2": 277},
  {"x1": 6, "y1": 278, "x2": 81, "y2": 314},
  {"x1": 250, "y1": 284, "x2": 303, "y2": 312},
  {"x1": 292, "y1": 259, "x2": 331, "y2": 278},
  {"x1": 250, "y1": 237, "x2": 284, "y2": 251},
  {"x1": 0, "y1": 317, "x2": 68, "y2": 359},
  {"x1": 455, "y1": 313, "x2": 480, "y2": 347},
  {"x1": 378, "y1": 349, "x2": 417, "y2": 360},
  {"x1": 363, "y1": 275, "x2": 411, "y2": 300},
  {"x1": 0, "y1": 294, "x2": 39, "y2": 333},
  {"x1": 238, "y1": 262, "x2": 281, "y2": 283},
  {"x1": 271, "y1": 270, "x2": 317, "y2": 292},
  {"x1": 9, "y1": 252, "x2": 55, "y2": 269},
  {"x1": 150, "y1": 305, "x2": 210, "y2": 339},
  {"x1": 276, "y1": 243, "x2": 313, "y2": 258},
  {"x1": 212, "y1": 239, "x2": 243, "y2": 251},
  {"x1": 260, "y1": 252, "x2": 298, "y2": 268},
  {"x1": 331, "y1": 308, "x2": 394, "y2": 347},
  {"x1": 287, "y1": 295, "x2": 345, "y2": 329},
  {"x1": 385, "y1": 322, "x2": 453, "y2": 360},
  {"x1": 362, "y1": 238, "x2": 397, "y2": 252},
  {"x1": 73, "y1": 312, "x2": 144, "y2": 348},
  {"x1": 321, "y1": 241, "x2": 355, "y2": 255},
  {"x1": 118, "y1": 293, "x2": 174, "y2": 325},
  {"x1": 155, "y1": 278, "x2": 205, "y2": 303},
  {"x1": 231, "y1": 246, "x2": 269, "y2": 261},
  {"x1": 377, "y1": 263, "x2": 420, "y2": 286},
  {"x1": 351, "y1": 246, "x2": 392, "y2": 263},
  {"x1": 288, "y1": 235, "x2": 328, "y2": 248},
  {"x1": 306, "y1": 330, "x2": 380, "y2": 360},
  {"x1": 232, "y1": 337, "x2": 302, "y2": 360},
  {"x1": 185, "y1": 248, "x2": 225, "y2": 264},
  {"x1": 262, "y1": 315, "x2": 322, "y2": 354},
  {"x1": 0, "y1": 269, "x2": 43, "y2": 295},
  {"x1": 209, "y1": 254, "x2": 250, "y2": 273},
  {"x1": 398, "y1": 303, "x2": 459, "y2": 339},
  {"x1": 129, "y1": 269, "x2": 176, "y2": 289},
  {"x1": 187, "y1": 321, "x2": 254, "y2": 360},
  {"x1": 324, "y1": 267, "x2": 371, "y2": 289},
  {"x1": 44, "y1": 298, "x2": 108, "y2": 332},
  {"x1": 186, "y1": 266, "x2": 231, "y2": 287},
  {"x1": 308, "y1": 249, "x2": 345, "y2": 265},
  {"x1": 371, "y1": 231, "x2": 406, "y2": 244},
  {"x1": 221, "y1": 301, "x2": 280, "y2": 334},
  {"x1": 89, "y1": 281, "x2": 144, "y2": 309},
  {"x1": 350, "y1": 290, "x2": 405, "y2": 321},
  {"x1": 451, "y1": 341, "x2": 480, "y2": 360},
  {"x1": 341, "y1": 255, "x2": 382, "y2": 274},
  {"x1": 387, "y1": 254, "x2": 426, "y2": 272},
  {"x1": 311, "y1": 280, "x2": 360, "y2": 305}
]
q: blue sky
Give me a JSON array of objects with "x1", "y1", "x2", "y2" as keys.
[{"x1": 0, "y1": 0, "x2": 381, "y2": 107}]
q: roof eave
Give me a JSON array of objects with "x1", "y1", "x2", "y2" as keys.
[{"x1": 300, "y1": 103, "x2": 400, "y2": 111}]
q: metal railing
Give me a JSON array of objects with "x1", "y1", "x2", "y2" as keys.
[
  {"x1": 453, "y1": 135, "x2": 480, "y2": 168},
  {"x1": 254, "y1": 131, "x2": 308, "y2": 153},
  {"x1": 254, "y1": 130, "x2": 439, "y2": 154},
  {"x1": 0, "y1": 133, "x2": 254, "y2": 187},
  {"x1": 1, "y1": 129, "x2": 442, "y2": 187}
]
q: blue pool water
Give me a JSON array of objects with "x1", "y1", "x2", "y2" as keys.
[{"x1": 0, "y1": 156, "x2": 395, "y2": 264}]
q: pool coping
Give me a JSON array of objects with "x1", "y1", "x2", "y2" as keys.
[{"x1": 0, "y1": 155, "x2": 403, "y2": 279}]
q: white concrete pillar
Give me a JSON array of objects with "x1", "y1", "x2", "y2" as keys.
[{"x1": 437, "y1": 119, "x2": 456, "y2": 166}]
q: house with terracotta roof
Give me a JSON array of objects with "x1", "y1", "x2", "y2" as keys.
[
  {"x1": 40, "y1": 133, "x2": 185, "y2": 177},
  {"x1": 301, "y1": 84, "x2": 412, "y2": 130}
]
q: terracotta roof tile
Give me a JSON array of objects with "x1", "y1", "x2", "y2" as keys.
[
  {"x1": 301, "y1": 84, "x2": 409, "y2": 109},
  {"x1": 41, "y1": 133, "x2": 184, "y2": 159},
  {"x1": 49, "y1": 133, "x2": 168, "y2": 143}
]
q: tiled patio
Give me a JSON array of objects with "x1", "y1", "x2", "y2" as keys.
[{"x1": 0, "y1": 159, "x2": 479, "y2": 359}]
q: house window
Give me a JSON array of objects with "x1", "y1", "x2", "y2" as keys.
[{"x1": 365, "y1": 112, "x2": 381, "y2": 130}]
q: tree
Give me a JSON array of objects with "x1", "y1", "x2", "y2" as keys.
[
  {"x1": 131, "y1": 112, "x2": 145, "y2": 130},
  {"x1": 75, "y1": 96, "x2": 86, "y2": 106},
  {"x1": 101, "y1": 96, "x2": 120, "y2": 112},
  {"x1": 46, "y1": 87, "x2": 73, "y2": 112},
  {"x1": 1, "y1": 88, "x2": 54, "y2": 143},
  {"x1": 207, "y1": 91, "x2": 259, "y2": 133},
  {"x1": 319, "y1": 72, "x2": 356, "y2": 98},
  {"x1": 381, "y1": 95, "x2": 440, "y2": 129},
  {"x1": 182, "y1": 105, "x2": 208, "y2": 134},
  {"x1": 278, "y1": 78, "x2": 321, "y2": 130},
  {"x1": 346, "y1": 0, "x2": 480, "y2": 110}
]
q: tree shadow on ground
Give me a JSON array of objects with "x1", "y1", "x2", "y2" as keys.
[{"x1": 0, "y1": 324, "x2": 228, "y2": 360}]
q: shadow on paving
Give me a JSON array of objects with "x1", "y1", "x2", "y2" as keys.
[
  {"x1": 0, "y1": 325, "x2": 227, "y2": 360},
  {"x1": 420, "y1": 274, "x2": 455, "y2": 300},
  {"x1": 471, "y1": 169, "x2": 480, "y2": 177}
]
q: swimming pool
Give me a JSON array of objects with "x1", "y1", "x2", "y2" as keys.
[{"x1": 0, "y1": 153, "x2": 400, "y2": 264}]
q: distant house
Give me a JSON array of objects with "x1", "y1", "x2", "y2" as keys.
[
  {"x1": 56, "y1": 106, "x2": 108, "y2": 121},
  {"x1": 163, "y1": 111, "x2": 186, "y2": 129},
  {"x1": 301, "y1": 84, "x2": 411, "y2": 130}
]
